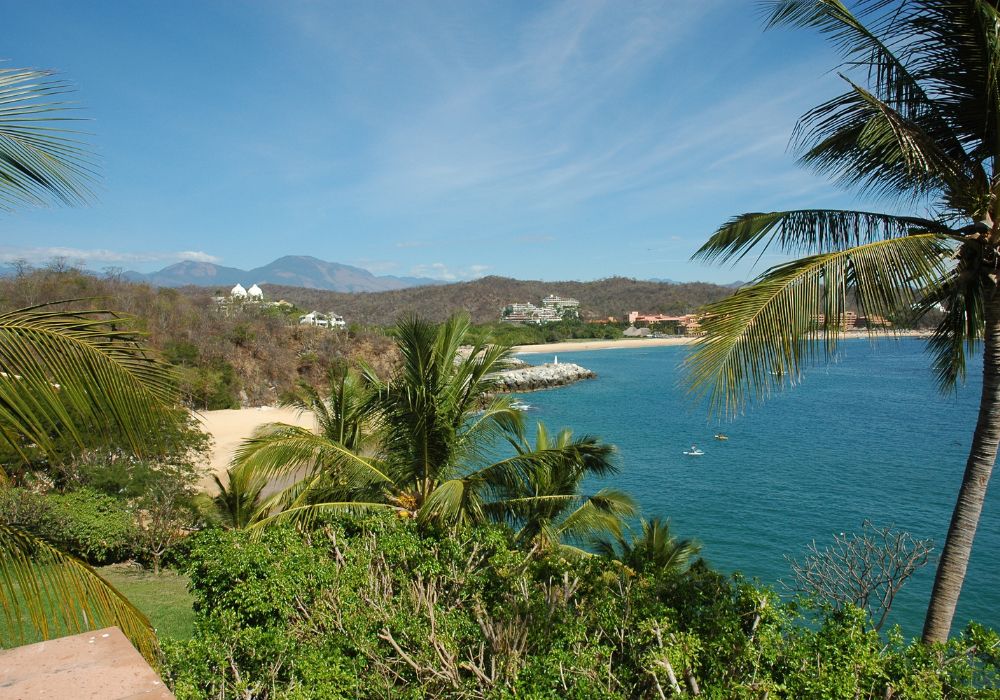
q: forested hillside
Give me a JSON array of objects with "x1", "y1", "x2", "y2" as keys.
[
  {"x1": 226, "y1": 275, "x2": 734, "y2": 325},
  {"x1": 0, "y1": 265, "x2": 396, "y2": 408}
]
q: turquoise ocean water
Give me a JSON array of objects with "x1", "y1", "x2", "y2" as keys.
[{"x1": 515, "y1": 338, "x2": 999, "y2": 638}]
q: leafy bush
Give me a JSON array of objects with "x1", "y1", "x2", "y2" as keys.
[
  {"x1": 45, "y1": 488, "x2": 139, "y2": 564},
  {"x1": 163, "y1": 517, "x2": 999, "y2": 699},
  {"x1": 0, "y1": 487, "x2": 138, "y2": 564}
]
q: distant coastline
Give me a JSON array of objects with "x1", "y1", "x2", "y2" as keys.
[{"x1": 513, "y1": 329, "x2": 933, "y2": 355}]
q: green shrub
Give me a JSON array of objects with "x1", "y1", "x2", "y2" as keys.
[
  {"x1": 0, "y1": 487, "x2": 138, "y2": 564},
  {"x1": 163, "y1": 517, "x2": 1000, "y2": 699},
  {"x1": 45, "y1": 488, "x2": 138, "y2": 564}
]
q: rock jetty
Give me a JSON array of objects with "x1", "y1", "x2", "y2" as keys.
[{"x1": 495, "y1": 361, "x2": 595, "y2": 392}]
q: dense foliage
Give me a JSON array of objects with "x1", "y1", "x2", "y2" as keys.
[
  {"x1": 163, "y1": 518, "x2": 999, "y2": 699},
  {"x1": 0, "y1": 487, "x2": 137, "y2": 564},
  {"x1": 464, "y1": 319, "x2": 625, "y2": 347}
]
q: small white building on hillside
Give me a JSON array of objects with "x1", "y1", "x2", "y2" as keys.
[
  {"x1": 299, "y1": 310, "x2": 346, "y2": 329},
  {"x1": 247, "y1": 284, "x2": 264, "y2": 300},
  {"x1": 230, "y1": 283, "x2": 247, "y2": 299}
]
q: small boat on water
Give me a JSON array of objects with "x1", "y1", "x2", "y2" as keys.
[
  {"x1": 714, "y1": 433, "x2": 728, "y2": 441},
  {"x1": 683, "y1": 446, "x2": 705, "y2": 456},
  {"x1": 511, "y1": 400, "x2": 533, "y2": 412}
]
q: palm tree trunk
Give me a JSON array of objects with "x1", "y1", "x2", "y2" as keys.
[{"x1": 923, "y1": 289, "x2": 1000, "y2": 642}]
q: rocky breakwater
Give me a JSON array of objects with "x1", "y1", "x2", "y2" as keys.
[{"x1": 495, "y1": 361, "x2": 596, "y2": 392}]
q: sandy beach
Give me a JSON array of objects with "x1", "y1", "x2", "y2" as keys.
[
  {"x1": 513, "y1": 337, "x2": 695, "y2": 355},
  {"x1": 512, "y1": 329, "x2": 932, "y2": 356},
  {"x1": 194, "y1": 406, "x2": 315, "y2": 491}
]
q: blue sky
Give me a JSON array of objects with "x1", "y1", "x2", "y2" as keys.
[{"x1": 1, "y1": 1, "x2": 890, "y2": 284}]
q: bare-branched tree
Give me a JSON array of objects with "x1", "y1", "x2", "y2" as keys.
[{"x1": 785, "y1": 521, "x2": 934, "y2": 632}]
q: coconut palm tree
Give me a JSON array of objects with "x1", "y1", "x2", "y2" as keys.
[
  {"x1": 231, "y1": 365, "x2": 384, "y2": 525},
  {"x1": 0, "y1": 66, "x2": 175, "y2": 660},
  {"x1": 685, "y1": 0, "x2": 1000, "y2": 642},
  {"x1": 198, "y1": 467, "x2": 268, "y2": 530},
  {"x1": 234, "y1": 315, "x2": 622, "y2": 531},
  {"x1": 489, "y1": 422, "x2": 636, "y2": 554},
  {"x1": 594, "y1": 517, "x2": 700, "y2": 577}
]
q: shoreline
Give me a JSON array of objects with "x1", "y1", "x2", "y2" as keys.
[
  {"x1": 513, "y1": 337, "x2": 694, "y2": 355},
  {"x1": 512, "y1": 330, "x2": 932, "y2": 356}
]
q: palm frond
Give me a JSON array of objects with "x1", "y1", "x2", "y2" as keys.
[
  {"x1": 0, "y1": 524, "x2": 158, "y2": 662},
  {"x1": 198, "y1": 467, "x2": 269, "y2": 529},
  {"x1": 0, "y1": 304, "x2": 179, "y2": 472},
  {"x1": 232, "y1": 423, "x2": 393, "y2": 488},
  {"x1": 556, "y1": 489, "x2": 637, "y2": 545},
  {"x1": 904, "y1": 1, "x2": 1000, "y2": 160},
  {"x1": 0, "y1": 68, "x2": 95, "y2": 210},
  {"x1": 694, "y1": 208, "x2": 949, "y2": 266},
  {"x1": 795, "y1": 79, "x2": 978, "y2": 199},
  {"x1": 911, "y1": 261, "x2": 985, "y2": 390},
  {"x1": 686, "y1": 234, "x2": 952, "y2": 415},
  {"x1": 763, "y1": 1, "x2": 982, "y2": 190}
]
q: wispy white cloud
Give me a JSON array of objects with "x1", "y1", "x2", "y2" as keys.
[
  {"x1": 410, "y1": 262, "x2": 490, "y2": 281},
  {"x1": 0, "y1": 246, "x2": 220, "y2": 266},
  {"x1": 352, "y1": 259, "x2": 399, "y2": 274}
]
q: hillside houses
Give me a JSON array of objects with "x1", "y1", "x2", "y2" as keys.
[
  {"x1": 299, "y1": 310, "x2": 346, "y2": 329},
  {"x1": 215, "y1": 284, "x2": 348, "y2": 328},
  {"x1": 502, "y1": 294, "x2": 580, "y2": 324}
]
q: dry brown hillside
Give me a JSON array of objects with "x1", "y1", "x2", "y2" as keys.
[{"x1": 219, "y1": 276, "x2": 734, "y2": 325}]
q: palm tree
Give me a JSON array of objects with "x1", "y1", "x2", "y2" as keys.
[
  {"x1": 685, "y1": 0, "x2": 1000, "y2": 642},
  {"x1": 0, "y1": 66, "x2": 176, "y2": 660},
  {"x1": 231, "y1": 365, "x2": 385, "y2": 526},
  {"x1": 234, "y1": 315, "x2": 621, "y2": 531},
  {"x1": 594, "y1": 517, "x2": 700, "y2": 577},
  {"x1": 198, "y1": 467, "x2": 268, "y2": 530},
  {"x1": 490, "y1": 422, "x2": 636, "y2": 554}
]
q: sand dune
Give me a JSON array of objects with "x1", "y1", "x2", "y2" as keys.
[{"x1": 194, "y1": 406, "x2": 315, "y2": 490}]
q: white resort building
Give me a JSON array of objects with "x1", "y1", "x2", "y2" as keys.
[
  {"x1": 502, "y1": 293, "x2": 580, "y2": 324},
  {"x1": 541, "y1": 294, "x2": 580, "y2": 317}
]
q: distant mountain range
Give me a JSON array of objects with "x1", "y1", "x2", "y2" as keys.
[{"x1": 124, "y1": 255, "x2": 442, "y2": 293}]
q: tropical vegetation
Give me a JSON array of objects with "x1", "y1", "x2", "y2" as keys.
[
  {"x1": 231, "y1": 314, "x2": 634, "y2": 539},
  {"x1": 163, "y1": 516, "x2": 1000, "y2": 699},
  {"x1": 686, "y1": 0, "x2": 1000, "y2": 642}
]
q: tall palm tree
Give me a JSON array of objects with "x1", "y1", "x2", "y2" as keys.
[
  {"x1": 685, "y1": 0, "x2": 1000, "y2": 642},
  {"x1": 234, "y1": 315, "x2": 621, "y2": 530},
  {"x1": 490, "y1": 422, "x2": 636, "y2": 554},
  {"x1": 0, "y1": 65, "x2": 176, "y2": 660},
  {"x1": 594, "y1": 517, "x2": 700, "y2": 577}
]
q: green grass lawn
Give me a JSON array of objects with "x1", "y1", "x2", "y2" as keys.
[
  {"x1": 97, "y1": 566, "x2": 195, "y2": 641},
  {"x1": 1, "y1": 565, "x2": 194, "y2": 648}
]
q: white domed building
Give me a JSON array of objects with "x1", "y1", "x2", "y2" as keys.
[{"x1": 230, "y1": 283, "x2": 247, "y2": 298}]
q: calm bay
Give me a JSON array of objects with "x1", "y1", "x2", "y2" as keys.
[{"x1": 516, "y1": 337, "x2": 999, "y2": 638}]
